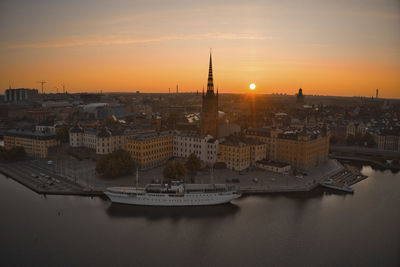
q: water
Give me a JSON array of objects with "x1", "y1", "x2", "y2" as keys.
[{"x1": 1, "y1": 166, "x2": 399, "y2": 267}]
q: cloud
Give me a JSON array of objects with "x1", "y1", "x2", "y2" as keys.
[{"x1": 8, "y1": 33, "x2": 271, "y2": 49}]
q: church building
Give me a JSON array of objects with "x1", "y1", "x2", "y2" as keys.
[{"x1": 200, "y1": 53, "x2": 219, "y2": 138}]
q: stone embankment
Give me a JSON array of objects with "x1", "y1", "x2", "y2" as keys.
[{"x1": 1, "y1": 158, "x2": 362, "y2": 196}]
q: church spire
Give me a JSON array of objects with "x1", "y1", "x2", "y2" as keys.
[{"x1": 207, "y1": 49, "x2": 214, "y2": 94}]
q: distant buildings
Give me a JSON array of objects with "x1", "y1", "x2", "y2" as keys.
[
  {"x1": 296, "y1": 88, "x2": 304, "y2": 104},
  {"x1": 4, "y1": 129, "x2": 59, "y2": 158},
  {"x1": 200, "y1": 53, "x2": 219, "y2": 138},
  {"x1": 79, "y1": 103, "x2": 125, "y2": 119},
  {"x1": 346, "y1": 121, "x2": 367, "y2": 137},
  {"x1": 374, "y1": 128, "x2": 400, "y2": 151},
  {"x1": 126, "y1": 131, "x2": 174, "y2": 170},
  {"x1": 4, "y1": 88, "x2": 38, "y2": 103},
  {"x1": 36, "y1": 121, "x2": 63, "y2": 135}
]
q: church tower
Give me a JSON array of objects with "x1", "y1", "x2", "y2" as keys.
[{"x1": 201, "y1": 52, "x2": 219, "y2": 138}]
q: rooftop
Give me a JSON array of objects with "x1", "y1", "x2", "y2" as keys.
[{"x1": 5, "y1": 128, "x2": 56, "y2": 140}]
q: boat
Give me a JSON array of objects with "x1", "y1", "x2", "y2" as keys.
[
  {"x1": 104, "y1": 169, "x2": 241, "y2": 206},
  {"x1": 320, "y1": 179, "x2": 354, "y2": 193}
]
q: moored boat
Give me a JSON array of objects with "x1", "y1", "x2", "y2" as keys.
[
  {"x1": 320, "y1": 179, "x2": 354, "y2": 193},
  {"x1": 104, "y1": 181, "x2": 241, "y2": 206}
]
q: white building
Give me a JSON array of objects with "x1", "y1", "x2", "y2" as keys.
[
  {"x1": 173, "y1": 132, "x2": 218, "y2": 164},
  {"x1": 36, "y1": 121, "x2": 63, "y2": 134},
  {"x1": 69, "y1": 126, "x2": 136, "y2": 155},
  {"x1": 346, "y1": 121, "x2": 367, "y2": 137},
  {"x1": 254, "y1": 160, "x2": 291, "y2": 174}
]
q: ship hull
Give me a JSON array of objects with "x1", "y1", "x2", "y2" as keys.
[{"x1": 104, "y1": 191, "x2": 241, "y2": 206}]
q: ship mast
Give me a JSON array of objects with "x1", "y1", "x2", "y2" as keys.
[
  {"x1": 136, "y1": 167, "x2": 139, "y2": 190},
  {"x1": 211, "y1": 166, "x2": 215, "y2": 188}
]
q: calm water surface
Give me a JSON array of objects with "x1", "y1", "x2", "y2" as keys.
[{"x1": 1, "y1": 166, "x2": 399, "y2": 267}]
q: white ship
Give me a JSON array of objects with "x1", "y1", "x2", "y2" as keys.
[
  {"x1": 320, "y1": 179, "x2": 354, "y2": 193},
  {"x1": 104, "y1": 181, "x2": 241, "y2": 206},
  {"x1": 104, "y1": 169, "x2": 241, "y2": 206}
]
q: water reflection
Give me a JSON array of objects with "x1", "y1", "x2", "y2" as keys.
[{"x1": 106, "y1": 202, "x2": 240, "y2": 220}]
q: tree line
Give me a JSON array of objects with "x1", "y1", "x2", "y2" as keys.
[{"x1": 96, "y1": 151, "x2": 202, "y2": 181}]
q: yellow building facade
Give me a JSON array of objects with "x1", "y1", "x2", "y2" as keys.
[
  {"x1": 126, "y1": 131, "x2": 173, "y2": 170},
  {"x1": 4, "y1": 129, "x2": 60, "y2": 158},
  {"x1": 246, "y1": 127, "x2": 330, "y2": 171},
  {"x1": 276, "y1": 134, "x2": 329, "y2": 170},
  {"x1": 218, "y1": 138, "x2": 266, "y2": 171}
]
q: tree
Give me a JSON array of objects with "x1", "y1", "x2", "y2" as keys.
[
  {"x1": 185, "y1": 153, "x2": 201, "y2": 176},
  {"x1": 175, "y1": 161, "x2": 186, "y2": 179},
  {"x1": 55, "y1": 126, "x2": 69, "y2": 143},
  {"x1": 162, "y1": 161, "x2": 187, "y2": 182},
  {"x1": 0, "y1": 146, "x2": 26, "y2": 161},
  {"x1": 162, "y1": 161, "x2": 176, "y2": 181},
  {"x1": 96, "y1": 150, "x2": 135, "y2": 178}
]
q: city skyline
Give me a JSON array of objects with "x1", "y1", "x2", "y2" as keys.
[{"x1": 1, "y1": 0, "x2": 399, "y2": 98}]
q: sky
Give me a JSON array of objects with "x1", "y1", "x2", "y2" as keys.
[{"x1": 0, "y1": 0, "x2": 399, "y2": 97}]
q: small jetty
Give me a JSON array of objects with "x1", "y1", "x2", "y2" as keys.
[{"x1": 320, "y1": 164, "x2": 368, "y2": 193}]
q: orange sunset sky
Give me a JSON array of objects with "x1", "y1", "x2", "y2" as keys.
[{"x1": 0, "y1": 0, "x2": 399, "y2": 98}]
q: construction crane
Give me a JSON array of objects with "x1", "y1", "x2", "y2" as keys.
[{"x1": 37, "y1": 80, "x2": 47, "y2": 94}]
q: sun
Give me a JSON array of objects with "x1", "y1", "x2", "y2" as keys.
[{"x1": 249, "y1": 83, "x2": 256, "y2": 90}]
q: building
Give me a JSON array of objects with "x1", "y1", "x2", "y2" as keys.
[
  {"x1": 96, "y1": 104, "x2": 125, "y2": 119},
  {"x1": 346, "y1": 121, "x2": 367, "y2": 137},
  {"x1": 4, "y1": 129, "x2": 60, "y2": 158},
  {"x1": 275, "y1": 128, "x2": 329, "y2": 170},
  {"x1": 296, "y1": 88, "x2": 304, "y2": 104},
  {"x1": 26, "y1": 109, "x2": 53, "y2": 122},
  {"x1": 254, "y1": 160, "x2": 291, "y2": 174},
  {"x1": 69, "y1": 126, "x2": 135, "y2": 155},
  {"x1": 217, "y1": 137, "x2": 266, "y2": 171},
  {"x1": 200, "y1": 53, "x2": 219, "y2": 138},
  {"x1": 36, "y1": 121, "x2": 63, "y2": 135},
  {"x1": 4, "y1": 88, "x2": 38, "y2": 103},
  {"x1": 247, "y1": 126, "x2": 330, "y2": 171},
  {"x1": 374, "y1": 128, "x2": 400, "y2": 151},
  {"x1": 126, "y1": 131, "x2": 174, "y2": 170},
  {"x1": 173, "y1": 132, "x2": 218, "y2": 164},
  {"x1": 246, "y1": 127, "x2": 283, "y2": 160},
  {"x1": 218, "y1": 123, "x2": 241, "y2": 138}
]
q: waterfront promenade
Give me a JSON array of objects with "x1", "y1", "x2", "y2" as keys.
[
  {"x1": 0, "y1": 161, "x2": 101, "y2": 196},
  {"x1": 0, "y1": 158, "x2": 344, "y2": 196}
]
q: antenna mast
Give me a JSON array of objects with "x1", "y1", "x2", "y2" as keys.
[{"x1": 37, "y1": 80, "x2": 47, "y2": 94}]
